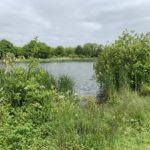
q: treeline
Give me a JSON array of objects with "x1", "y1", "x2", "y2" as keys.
[{"x1": 0, "y1": 37, "x2": 103, "y2": 59}]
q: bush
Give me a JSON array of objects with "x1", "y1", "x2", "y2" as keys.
[
  {"x1": 0, "y1": 62, "x2": 74, "y2": 107},
  {"x1": 94, "y1": 31, "x2": 150, "y2": 99}
]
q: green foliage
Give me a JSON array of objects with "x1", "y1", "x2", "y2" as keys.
[
  {"x1": 83, "y1": 43, "x2": 103, "y2": 57},
  {"x1": 14, "y1": 46, "x2": 24, "y2": 57},
  {"x1": 0, "y1": 38, "x2": 101, "y2": 59},
  {"x1": 54, "y1": 46, "x2": 65, "y2": 56},
  {"x1": 94, "y1": 31, "x2": 150, "y2": 99},
  {"x1": 65, "y1": 47, "x2": 75, "y2": 57},
  {"x1": 140, "y1": 84, "x2": 150, "y2": 96},
  {"x1": 75, "y1": 44, "x2": 103, "y2": 57},
  {"x1": 0, "y1": 39, "x2": 16, "y2": 59},
  {"x1": 57, "y1": 75, "x2": 74, "y2": 93},
  {"x1": 1, "y1": 30, "x2": 150, "y2": 149},
  {"x1": 23, "y1": 37, "x2": 51, "y2": 59},
  {"x1": 0, "y1": 62, "x2": 74, "y2": 107},
  {"x1": 75, "y1": 45, "x2": 83, "y2": 56},
  {"x1": 0, "y1": 77, "x2": 150, "y2": 149}
]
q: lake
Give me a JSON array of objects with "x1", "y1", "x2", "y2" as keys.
[
  {"x1": 2, "y1": 61, "x2": 99, "y2": 96},
  {"x1": 40, "y1": 61, "x2": 99, "y2": 96}
]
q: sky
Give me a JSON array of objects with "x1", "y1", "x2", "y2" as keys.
[{"x1": 0, "y1": 0, "x2": 150, "y2": 46}]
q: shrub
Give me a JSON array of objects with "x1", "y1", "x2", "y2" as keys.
[
  {"x1": 0, "y1": 61, "x2": 75, "y2": 107},
  {"x1": 140, "y1": 84, "x2": 150, "y2": 96},
  {"x1": 94, "y1": 31, "x2": 150, "y2": 100}
]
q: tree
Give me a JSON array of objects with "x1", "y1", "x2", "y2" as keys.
[
  {"x1": 94, "y1": 31, "x2": 150, "y2": 99},
  {"x1": 22, "y1": 37, "x2": 39, "y2": 58},
  {"x1": 83, "y1": 43, "x2": 103, "y2": 57},
  {"x1": 0, "y1": 39, "x2": 15, "y2": 58},
  {"x1": 54, "y1": 46, "x2": 65, "y2": 56},
  {"x1": 34, "y1": 42, "x2": 51, "y2": 59},
  {"x1": 22, "y1": 37, "x2": 51, "y2": 59},
  {"x1": 75, "y1": 45, "x2": 83, "y2": 56},
  {"x1": 14, "y1": 47, "x2": 24, "y2": 57},
  {"x1": 65, "y1": 47, "x2": 75, "y2": 57}
]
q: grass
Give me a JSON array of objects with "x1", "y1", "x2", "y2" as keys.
[
  {"x1": 0, "y1": 88, "x2": 149, "y2": 149},
  {"x1": 0, "y1": 63, "x2": 149, "y2": 149},
  {"x1": 51, "y1": 90, "x2": 150, "y2": 149},
  {"x1": 57, "y1": 75, "x2": 75, "y2": 93}
]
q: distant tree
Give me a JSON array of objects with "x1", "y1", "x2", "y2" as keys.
[
  {"x1": 93, "y1": 44, "x2": 103, "y2": 57},
  {"x1": 83, "y1": 43, "x2": 93, "y2": 56},
  {"x1": 0, "y1": 37, "x2": 102, "y2": 59},
  {"x1": 65, "y1": 47, "x2": 75, "y2": 57},
  {"x1": 14, "y1": 47, "x2": 24, "y2": 57},
  {"x1": 75, "y1": 45, "x2": 83, "y2": 56},
  {"x1": 54, "y1": 46, "x2": 65, "y2": 56},
  {"x1": 22, "y1": 37, "x2": 39, "y2": 58},
  {"x1": 0, "y1": 39, "x2": 15, "y2": 58},
  {"x1": 82, "y1": 43, "x2": 103, "y2": 57},
  {"x1": 22, "y1": 37, "x2": 51, "y2": 59},
  {"x1": 34, "y1": 43, "x2": 51, "y2": 59}
]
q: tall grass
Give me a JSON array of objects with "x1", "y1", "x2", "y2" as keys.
[
  {"x1": 57, "y1": 75, "x2": 75, "y2": 93},
  {"x1": 27, "y1": 90, "x2": 150, "y2": 149},
  {"x1": 0, "y1": 60, "x2": 150, "y2": 149},
  {"x1": 0, "y1": 63, "x2": 150, "y2": 149}
]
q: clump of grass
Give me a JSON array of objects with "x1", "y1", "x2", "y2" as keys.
[
  {"x1": 140, "y1": 84, "x2": 150, "y2": 96},
  {"x1": 56, "y1": 75, "x2": 75, "y2": 93},
  {"x1": 50, "y1": 90, "x2": 150, "y2": 149}
]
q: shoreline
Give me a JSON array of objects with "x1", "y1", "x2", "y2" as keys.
[{"x1": 0, "y1": 57, "x2": 96, "y2": 63}]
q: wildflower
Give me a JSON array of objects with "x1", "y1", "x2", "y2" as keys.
[{"x1": 40, "y1": 85, "x2": 45, "y2": 89}]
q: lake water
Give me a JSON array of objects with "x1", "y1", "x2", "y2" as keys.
[
  {"x1": 2, "y1": 61, "x2": 99, "y2": 96},
  {"x1": 40, "y1": 62, "x2": 99, "y2": 96}
]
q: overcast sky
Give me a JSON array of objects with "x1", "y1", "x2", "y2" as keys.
[{"x1": 0, "y1": 0, "x2": 150, "y2": 46}]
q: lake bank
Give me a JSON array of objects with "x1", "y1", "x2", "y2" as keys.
[
  {"x1": 0, "y1": 59, "x2": 98, "y2": 96},
  {"x1": 16, "y1": 61, "x2": 98, "y2": 96},
  {"x1": 0, "y1": 57, "x2": 96, "y2": 63}
]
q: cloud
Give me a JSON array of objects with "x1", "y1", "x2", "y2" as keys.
[
  {"x1": 80, "y1": 22, "x2": 102, "y2": 31},
  {"x1": 0, "y1": 0, "x2": 150, "y2": 46}
]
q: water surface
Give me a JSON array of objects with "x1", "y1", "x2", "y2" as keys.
[
  {"x1": 40, "y1": 62, "x2": 98, "y2": 96},
  {"x1": 1, "y1": 61, "x2": 99, "y2": 96}
]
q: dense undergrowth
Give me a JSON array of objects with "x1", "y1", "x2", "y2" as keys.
[
  {"x1": 94, "y1": 31, "x2": 150, "y2": 100},
  {"x1": 0, "y1": 31, "x2": 150, "y2": 149},
  {"x1": 0, "y1": 62, "x2": 150, "y2": 149}
]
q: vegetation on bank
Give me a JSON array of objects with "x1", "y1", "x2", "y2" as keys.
[
  {"x1": 94, "y1": 31, "x2": 150, "y2": 100},
  {"x1": 0, "y1": 62, "x2": 150, "y2": 149},
  {"x1": 0, "y1": 56, "x2": 96, "y2": 63},
  {"x1": 0, "y1": 37, "x2": 103, "y2": 59},
  {"x1": 0, "y1": 30, "x2": 150, "y2": 149}
]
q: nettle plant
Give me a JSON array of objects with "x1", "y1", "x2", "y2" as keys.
[{"x1": 94, "y1": 31, "x2": 150, "y2": 99}]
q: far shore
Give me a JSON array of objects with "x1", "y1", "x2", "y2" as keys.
[{"x1": 0, "y1": 57, "x2": 97, "y2": 63}]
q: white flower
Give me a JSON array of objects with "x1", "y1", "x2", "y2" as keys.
[{"x1": 40, "y1": 85, "x2": 45, "y2": 89}]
